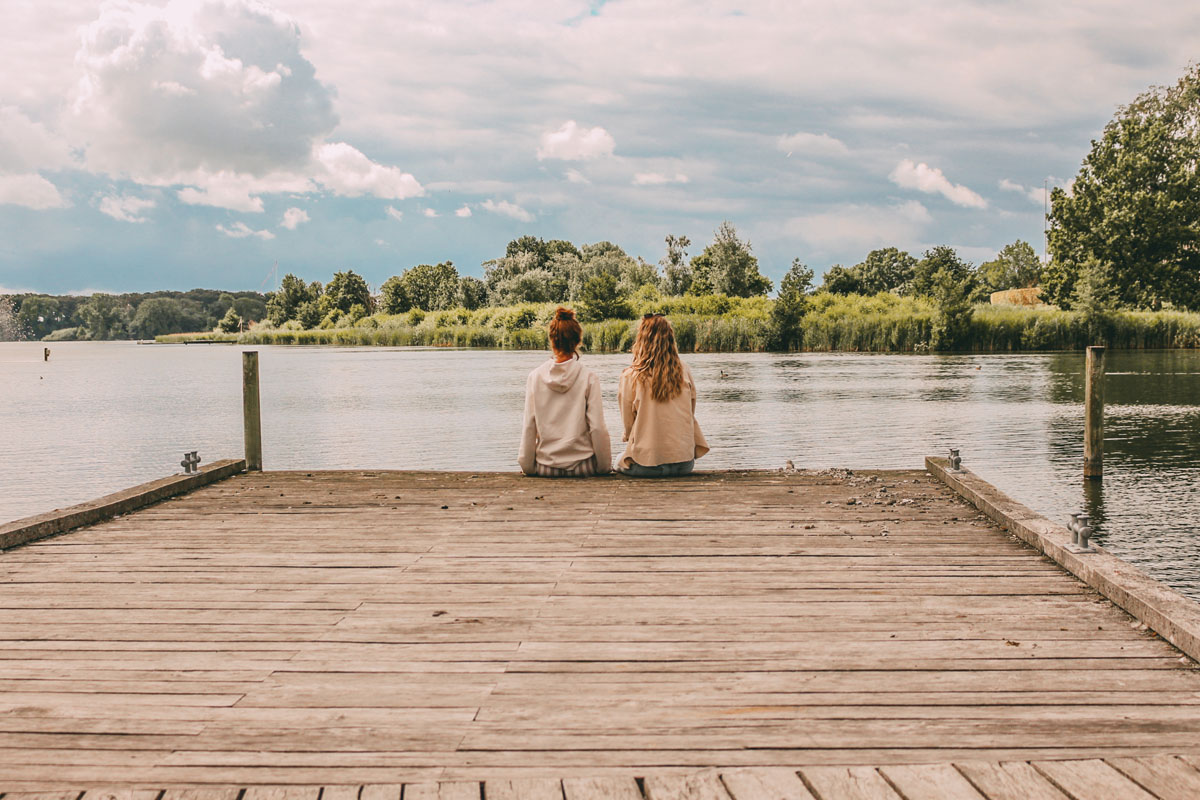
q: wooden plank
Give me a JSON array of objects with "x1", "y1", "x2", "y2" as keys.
[
  {"x1": 241, "y1": 790, "x2": 322, "y2": 800},
  {"x1": 400, "y1": 783, "x2": 479, "y2": 800},
  {"x1": 359, "y1": 786, "x2": 403, "y2": 800},
  {"x1": 1032, "y1": 759, "x2": 1157, "y2": 799},
  {"x1": 877, "y1": 764, "x2": 986, "y2": 799},
  {"x1": 797, "y1": 767, "x2": 901, "y2": 800},
  {"x1": 561, "y1": 777, "x2": 643, "y2": 800},
  {"x1": 719, "y1": 768, "x2": 814, "y2": 799},
  {"x1": 482, "y1": 777, "x2": 564, "y2": 799},
  {"x1": 943, "y1": 762, "x2": 1069, "y2": 800},
  {"x1": 318, "y1": 788, "x2": 361, "y2": 800},
  {"x1": 643, "y1": 771, "x2": 731, "y2": 800},
  {"x1": 160, "y1": 790, "x2": 243, "y2": 800},
  {"x1": 1107, "y1": 755, "x2": 1200, "y2": 800}
]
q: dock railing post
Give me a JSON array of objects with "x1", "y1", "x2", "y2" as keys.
[
  {"x1": 1084, "y1": 345, "x2": 1105, "y2": 480},
  {"x1": 242, "y1": 351, "x2": 262, "y2": 471}
]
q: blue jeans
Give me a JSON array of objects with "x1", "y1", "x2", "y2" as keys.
[{"x1": 618, "y1": 459, "x2": 695, "y2": 477}]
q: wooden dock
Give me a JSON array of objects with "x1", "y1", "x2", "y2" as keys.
[{"x1": 3, "y1": 468, "x2": 1200, "y2": 797}]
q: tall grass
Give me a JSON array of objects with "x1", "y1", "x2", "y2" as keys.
[{"x1": 156, "y1": 293, "x2": 1200, "y2": 352}]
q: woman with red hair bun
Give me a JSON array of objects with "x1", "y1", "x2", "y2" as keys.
[{"x1": 517, "y1": 307, "x2": 612, "y2": 477}]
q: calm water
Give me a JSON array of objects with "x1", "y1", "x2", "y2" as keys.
[{"x1": 2, "y1": 342, "x2": 1198, "y2": 597}]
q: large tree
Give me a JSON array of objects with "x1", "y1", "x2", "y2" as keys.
[
  {"x1": 978, "y1": 240, "x2": 1042, "y2": 293},
  {"x1": 658, "y1": 234, "x2": 693, "y2": 296},
  {"x1": 907, "y1": 246, "x2": 978, "y2": 299},
  {"x1": 854, "y1": 247, "x2": 917, "y2": 294},
  {"x1": 266, "y1": 274, "x2": 321, "y2": 325},
  {"x1": 391, "y1": 262, "x2": 460, "y2": 312},
  {"x1": 769, "y1": 259, "x2": 814, "y2": 350},
  {"x1": 1045, "y1": 64, "x2": 1200, "y2": 310},
  {"x1": 325, "y1": 270, "x2": 374, "y2": 315},
  {"x1": 690, "y1": 222, "x2": 772, "y2": 297}
]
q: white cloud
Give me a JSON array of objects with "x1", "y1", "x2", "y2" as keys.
[
  {"x1": 97, "y1": 194, "x2": 155, "y2": 223},
  {"x1": 63, "y1": 0, "x2": 420, "y2": 213},
  {"x1": 633, "y1": 172, "x2": 689, "y2": 186},
  {"x1": 778, "y1": 132, "x2": 849, "y2": 157},
  {"x1": 455, "y1": 205, "x2": 472, "y2": 217},
  {"x1": 481, "y1": 198, "x2": 534, "y2": 222},
  {"x1": 314, "y1": 143, "x2": 423, "y2": 199},
  {"x1": 786, "y1": 200, "x2": 932, "y2": 252},
  {"x1": 565, "y1": 169, "x2": 590, "y2": 185},
  {"x1": 537, "y1": 121, "x2": 615, "y2": 161},
  {"x1": 385, "y1": 206, "x2": 403, "y2": 221},
  {"x1": 0, "y1": 107, "x2": 72, "y2": 173},
  {"x1": 999, "y1": 178, "x2": 1048, "y2": 207},
  {"x1": 890, "y1": 159, "x2": 987, "y2": 209},
  {"x1": 423, "y1": 208, "x2": 439, "y2": 218},
  {"x1": 280, "y1": 207, "x2": 310, "y2": 229},
  {"x1": 0, "y1": 173, "x2": 70, "y2": 210},
  {"x1": 216, "y1": 221, "x2": 275, "y2": 240}
]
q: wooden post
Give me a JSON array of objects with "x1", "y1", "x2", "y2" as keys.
[
  {"x1": 242, "y1": 351, "x2": 262, "y2": 471},
  {"x1": 1084, "y1": 345, "x2": 1105, "y2": 480}
]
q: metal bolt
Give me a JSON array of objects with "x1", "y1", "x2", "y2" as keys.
[{"x1": 181, "y1": 451, "x2": 201, "y2": 474}]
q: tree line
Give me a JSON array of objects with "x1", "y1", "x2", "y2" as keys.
[{"x1": 0, "y1": 289, "x2": 267, "y2": 341}]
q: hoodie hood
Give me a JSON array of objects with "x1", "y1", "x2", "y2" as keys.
[{"x1": 540, "y1": 356, "x2": 583, "y2": 393}]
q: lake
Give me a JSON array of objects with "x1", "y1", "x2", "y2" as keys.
[{"x1": 2, "y1": 342, "x2": 1198, "y2": 598}]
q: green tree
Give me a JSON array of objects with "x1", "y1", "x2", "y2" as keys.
[
  {"x1": 929, "y1": 267, "x2": 975, "y2": 351},
  {"x1": 658, "y1": 234, "x2": 693, "y2": 296},
  {"x1": 380, "y1": 275, "x2": 410, "y2": 314},
  {"x1": 978, "y1": 240, "x2": 1041, "y2": 294},
  {"x1": 457, "y1": 276, "x2": 488, "y2": 310},
  {"x1": 1074, "y1": 257, "x2": 1116, "y2": 342},
  {"x1": 505, "y1": 235, "x2": 549, "y2": 268},
  {"x1": 130, "y1": 297, "x2": 183, "y2": 339},
  {"x1": 392, "y1": 262, "x2": 460, "y2": 311},
  {"x1": 1046, "y1": 65, "x2": 1200, "y2": 310},
  {"x1": 819, "y1": 264, "x2": 863, "y2": 295},
  {"x1": 855, "y1": 247, "x2": 917, "y2": 294},
  {"x1": 578, "y1": 272, "x2": 633, "y2": 321},
  {"x1": 266, "y1": 274, "x2": 321, "y2": 325},
  {"x1": 78, "y1": 294, "x2": 129, "y2": 340},
  {"x1": 218, "y1": 307, "x2": 242, "y2": 333},
  {"x1": 492, "y1": 268, "x2": 566, "y2": 305},
  {"x1": 908, "y1": 246, "x2": 978, "y2": 299},
  {"x1": 769, "y1": 259, "x2": 814, "y2": 350},
  {"x1": 690, "y1": 222, "x2": 772, "y2": 297},
  {"x1": 15, "y1": 296, "x2": 63, "y2": 340},
  {"x1": 232, "y1": 296, "x2": 267, "y2": 324},
  {"x1": 325, "y1": 270, "x2": 374, "y2": 315}
]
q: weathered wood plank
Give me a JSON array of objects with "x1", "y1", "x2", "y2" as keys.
[
  {"x1": 643, "y1": 771, "x2": 731, "y2": 800},
  {"x1": 483, "y1": 777, "x2": 564, "y2": 800},
  {"x1": 561, "y1": 777, "x2": 643, "y2": 800},
  {"x1": 718, "y1": 768, "x2": 814, "y2": 800},
  {"x1": 1032, "y1": 759, "x2": 1157, "y2": 799},
  {"x1": 877, "y1": 764, "x2": 986, "y2": 799},
  {"x1": 1106, "y1": 755, "x2": 1200, "y2": 800},
  {"x1": 796, "y1": 766, "x2": 900, "y2": 800},
  {"x1": 952, "y1": 761, "x2": 1069, "y2": 800}
]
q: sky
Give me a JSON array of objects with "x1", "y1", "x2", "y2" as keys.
[{"x1": 1, "y1": 0, "x2": 1197, "y2": 295}]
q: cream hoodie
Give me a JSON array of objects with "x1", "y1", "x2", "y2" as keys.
[{"x1": 517, "y1": 356, "x2": 612, "y2": 475}]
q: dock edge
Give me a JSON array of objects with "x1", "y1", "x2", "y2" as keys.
[
  {"x1": 927, "y1": 455, "x2": 1200, "y2": 665},
  {"x1": 0, "y1": 458, "x2": 246, "y2": 551}
]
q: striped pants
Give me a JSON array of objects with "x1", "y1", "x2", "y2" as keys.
[{"x1": 533, "y1": 457, "x2": 599, "y2": 478}]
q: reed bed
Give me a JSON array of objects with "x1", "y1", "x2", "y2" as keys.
[{"x1": 156, "y1": 294, "x2": 1200, "y2": 352}]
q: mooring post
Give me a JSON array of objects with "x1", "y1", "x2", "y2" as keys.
[
  {"x1": 1084, "y1": 345, "x2": 1105, "y2": 480},
  {"x1": 242, "y1": 351, "x2": 262, "y2": 471}
]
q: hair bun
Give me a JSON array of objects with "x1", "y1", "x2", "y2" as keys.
[{"x1": 554, "y1": 307, "x2": 575, "y2": 321}]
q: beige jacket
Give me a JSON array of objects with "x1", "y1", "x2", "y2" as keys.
[
  {"x1": 518, "y1": 357, "x2": 612, "y2": 475},
  {"x1": 617, "y1": 363, "x2": 709, "y2": 469}
]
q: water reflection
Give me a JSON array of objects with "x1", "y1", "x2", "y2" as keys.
[{"x1": 1, "y1": 342, "x2": 1197, "y2": 598}]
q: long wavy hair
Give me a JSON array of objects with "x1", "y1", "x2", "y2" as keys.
[{"x1": 630, "y1": 314, "x2": 684, "y2": 402}]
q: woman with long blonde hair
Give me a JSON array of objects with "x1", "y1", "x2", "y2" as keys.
[{"x1": 616, "y1": 313, "x2": 709, "y2": 476}]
